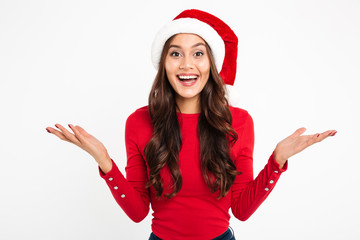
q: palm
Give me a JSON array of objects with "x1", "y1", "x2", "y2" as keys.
[
  {"x1": 274, "y1": 127, "x2": 337, "y2": 166},
  {"x1": 46, "y1": 123, "x2": 108, "y2": 161}
]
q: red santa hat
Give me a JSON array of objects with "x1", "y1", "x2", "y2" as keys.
[
  {"x1": 151, "y1": 9, "x2": 238, "y2": 85},
  {"x1": 151, "y1": 9, "x2": 240, "y2": 104}
]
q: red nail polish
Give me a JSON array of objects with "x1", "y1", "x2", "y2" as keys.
[
  {"x1": 46, "y1": 129, "x2": 50, "y2": 133},
  {"x1": 68, "y1": 124, "x2": 71, "y2": 128},
  {"x1": 332, "y1": 132, "x2": 337, "y2": 136},
  {"x1": 55, "y1": 124, "x2": 59, "y2": 128}
]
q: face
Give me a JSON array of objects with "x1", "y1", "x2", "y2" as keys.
[{"x1": 164, "y1": 33, "x2": 210, "y2": 104}]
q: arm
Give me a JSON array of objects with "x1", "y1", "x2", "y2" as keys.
[
  {"x1": 231, "y1": 112, "x2": 288, "y2": 221},
  {"x1": 98, "y1": 113, "x2": 150, "y2": 223}
]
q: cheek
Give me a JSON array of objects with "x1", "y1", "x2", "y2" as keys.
[
  {"x1": 197, "y1": 60, "x2": 210, "y2": 73},
  {"x1": 199, "y1": 63, "x2": 210, "y2": 87},
  {"x1": 164, "y1": 61, "x2": 170, "y2": 73},
  {"x1": 164, "y1": 64, "x2": 177, "y2": 87},
  {"x1": 165, "y1": 62, "x2": 173, "y2": 78},
  {"x1": 165, "y1": 58, "x2": 177, "y2": 70}
]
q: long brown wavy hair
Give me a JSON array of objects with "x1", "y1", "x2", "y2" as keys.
[{"x1": 144, "y1": 34, "x2": 241, "y2": 200}]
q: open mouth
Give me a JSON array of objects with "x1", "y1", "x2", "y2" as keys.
[{"x1": 176, "y1": 75, "x2": 198, "y2": 86}]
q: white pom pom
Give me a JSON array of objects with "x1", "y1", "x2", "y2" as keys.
[{"x1": 224, "y1": 84, "x2": 241, "y2": 107}]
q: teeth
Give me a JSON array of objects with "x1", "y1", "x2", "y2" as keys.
[{"x1": 178, "y1": 75, "x2": 197, "y2": 79}]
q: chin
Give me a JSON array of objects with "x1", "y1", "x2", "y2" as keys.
[{"x1": 177, "y1": 92, "x2": 200, "y2": 100}]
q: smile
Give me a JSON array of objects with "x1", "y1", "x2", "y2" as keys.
[{"x1": 177, "y1": 74, "x2": 199, "y2": 87}]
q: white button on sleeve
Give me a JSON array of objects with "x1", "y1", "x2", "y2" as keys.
[
  {"x1": 108, "y1": 177, "x2": 113, "y2": 181},
  {"x1": 269, "y1": 180, "x2": 274, "y2": 184},
  {"x1": 265, "y1": 188, "x2": 269, "y2": 191},
  {"x1": 121, "y1": 194, "x2": 125, "y2": 198},
  {"x1": 114, "y1": 186, "x2": 118, "y2": 190},
  {"x1": 274, "y1": 170, "x2": 279, "y2": 173}
]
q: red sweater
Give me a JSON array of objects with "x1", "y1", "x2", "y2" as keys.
[{"x1": 99, "y1": 105, "x2": 288, "y2": 240}]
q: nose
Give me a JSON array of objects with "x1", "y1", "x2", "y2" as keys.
[{"x1": 179, "y1": 55, "x2": 194, "y2": 69}]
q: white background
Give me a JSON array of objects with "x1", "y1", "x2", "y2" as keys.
[{"x1": 1, "y1": 0, "x2": 359, "y2": 239}]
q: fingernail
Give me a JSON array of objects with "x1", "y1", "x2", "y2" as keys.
[
  {"x1": 68, "y1": 124, "x2": 71, "y2": 128},
  {"x1": 46, "y1": 128, "x2": 51, "y2": 133},
  {"x1": 55, "y1": 124, "x2": 59, "y2": 128},
  {"x1": 331, "y1": 132, "x2": 337, "y2": 136},
  {"x1": 317, "y1": 134, "x2": 320, "y2": 137}
]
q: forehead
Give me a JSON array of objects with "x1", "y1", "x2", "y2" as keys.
[{"x1": 169, "y1": 33, "x2": 206, "y2": 47}]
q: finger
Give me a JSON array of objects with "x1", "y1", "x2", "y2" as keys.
[
  {"x1": 72, "y1": 125, "x2": 90, "y2": 137},
  {"x1": 311, "y1": 131, "x2": 330, "y2": 144},
  {"x1": 46, "y1": 127, "x2": 72, "y2": 143},
  {"x1": 318, "y1": 130, "x2": 336, "y2": 141},
  {"x1": 68, "y1": 124, "x2": 87, "y2": 143},
  {"x1": 323, "y1": 130, "x2": 333, "y2": 136},
  {"x1": 291, "y1": 127, "x2": 306, "y2": 138},
  {"x1": 306, "y1": 133, "x2": 320, "y2": 145},
  {"x1": 55, "y1": 124, "x2": 81, "y2": 145},
  {"x1": 327, "y1": 130, "x2": 337, "y2": 136}
]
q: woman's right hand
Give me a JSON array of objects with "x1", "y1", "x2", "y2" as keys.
[{"x1": 46, "y1": 124, "x2": 112, "y2": 173}]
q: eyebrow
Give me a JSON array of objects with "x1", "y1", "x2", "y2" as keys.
[{"x1": 169, "y1": 42, "x2": 206, "y2": 49}]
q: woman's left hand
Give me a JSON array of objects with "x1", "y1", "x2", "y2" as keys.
[{"x1": 274, "y1": 128, "x2": 337, "y2": 168}]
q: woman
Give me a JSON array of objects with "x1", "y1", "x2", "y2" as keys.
[{"x1": 46, "y1": 9, "x2": 337, "y2": 240}]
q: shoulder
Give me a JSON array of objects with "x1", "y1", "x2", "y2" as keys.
[
  {"x1": 229, "y1": 105, "x2": 253, "y2": 130},
  {"x1": 229, "y1": 105, "x2": 250, "y2": 118},
  {"x1": 130, "y1": 105, "x2": 150, "y2": 117},
  {"x1": 125, "y1": 105, "x2": 152, "y2": 129}
]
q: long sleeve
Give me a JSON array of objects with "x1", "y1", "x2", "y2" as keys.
[
  {"x1": 98, "y1": 113, "x2": 150, "y2": 223},
  {"x1": 231, "y1": 111, "x2": 288, "y2": 221}
]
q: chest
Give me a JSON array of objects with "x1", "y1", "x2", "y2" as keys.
[{"x1": 139, "y1": 119, "x2": 213, "y2": 196}]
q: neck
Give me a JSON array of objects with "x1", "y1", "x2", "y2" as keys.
[{"x1": 175, "y1": 95, "x2": 201, "y2": 114}]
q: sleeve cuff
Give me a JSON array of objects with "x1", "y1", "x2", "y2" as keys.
[
  {"x1": 98, "y1": 158, "x2": 128, "y2": 192},
  {"x1": 98, "y1": 158, "x2": 117, "y2": 177},
  {"x1": 270, "y1": 150, "x2": 288, "y2": 173}
]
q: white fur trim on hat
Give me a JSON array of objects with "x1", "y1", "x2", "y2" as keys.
[
  {"x1": 225, "y1": 84, "x2": 241, "y2": 106},
  {"x1": 151, "y1": 18, "x2": 225, "y2": 72}
]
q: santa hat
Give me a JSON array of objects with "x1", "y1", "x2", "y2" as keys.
[{"x1": 151, "y1": 9, "x2": 240, "y2": 105}]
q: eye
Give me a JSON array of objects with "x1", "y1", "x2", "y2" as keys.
[
  {"x1": 194, "y1": 51, "x2": 204, "y2": 57},
  {"x1": 170, "y1": 51, "x2": 180, "y2": 57}
]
